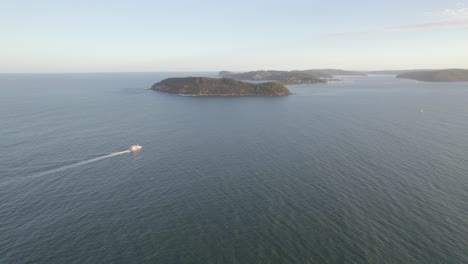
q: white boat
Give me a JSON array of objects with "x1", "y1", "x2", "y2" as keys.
[{"x1": 129, "y1": 145, "x2": 142, "y2": 153}]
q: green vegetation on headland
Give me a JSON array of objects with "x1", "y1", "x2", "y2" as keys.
[
  {"x1": 151, "y1": 77, "x2": 291, "y2": 96},
  {"x1": 396, "y1": 69, "x2": 468, "y2": 82}
]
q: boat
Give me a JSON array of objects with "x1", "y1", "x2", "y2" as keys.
[{"x1": 129, "y1": 145, "x2": 142, "y2": 153}]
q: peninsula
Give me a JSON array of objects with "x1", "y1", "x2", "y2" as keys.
[
  {"x1": 397, "y1": 69, "x2": 468, "y2": 82},
  {"x1": 151, "y1": 77, "x2": 291, "y2": 96},
  {"x1": 219, "y1": 70, "x2": 327, "y2": 85}
]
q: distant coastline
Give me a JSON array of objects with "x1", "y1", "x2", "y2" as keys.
[
  {"x1": 148, "y1": 69, "x2": 468, "y2": 98},
  {"x1": 219, "y1": 70, "x2": 327, "y2": 85},
  {"x1": 396, "y1": 69, "x2": 468, "y2": 82},
  {"x1": 151, "y1": 77, "x2": 291, "y2": 96}
]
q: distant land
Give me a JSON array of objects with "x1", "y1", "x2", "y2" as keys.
[
  {"x1": 220, "y1": 69, "x2": 468, "y2": 80},
  {"x1": 218, "y1": 69, "x2": 370, "y2": 84},
  {"x1": 296, "y1": 69, "x2": 368, "y2": 77},
  {"x1": 397, "y1": 69, "x2": 468, "y2": 82},
  {"x1": 219, "y1": 70, "x2": 327, "y2": 85},
  {"x1": 368, "y1": 70, "x2": 417, "y2": 75},
  {"x1": 151, "y1": 77, "x2": 291, "y2": 96},
  {"x1": 368, "y1": 70, "x2": 435, "y2": 75},
  {"x1": 221, "y1": 69, "x2": 367, "y2": 80},
  {"x1": 151, "y1": 69, "x2": 468, "y2": 97}
]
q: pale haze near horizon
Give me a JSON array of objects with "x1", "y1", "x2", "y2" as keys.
[{"x1": 1, "y1": 0, "x2": 468, "y2": 73}]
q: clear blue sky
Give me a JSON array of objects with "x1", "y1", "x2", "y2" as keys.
[{"x1": 2, "y1": 0, "x2": 468, "y2": 72}]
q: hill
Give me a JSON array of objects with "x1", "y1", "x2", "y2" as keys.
[{"x1": 151, "y1": 77, "x2": 291, "y2": 96}]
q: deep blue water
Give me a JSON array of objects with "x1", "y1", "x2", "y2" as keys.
[{"x1": 1, "y1": 73, "x2": 468, "y2": 263}]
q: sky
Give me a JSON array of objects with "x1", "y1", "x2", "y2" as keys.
[{"x1": 1, "y1": 0, "x2": 468, "y2": 72}]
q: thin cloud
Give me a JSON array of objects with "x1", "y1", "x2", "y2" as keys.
[
  {"x1": 428, "y1": 8, "x2": 468, "y2": 19},
  {"x1": 321, "y1": 19, "x2": 468, "y2": 38}
]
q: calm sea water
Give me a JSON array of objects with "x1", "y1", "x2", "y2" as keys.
[{"x1": 1, "y1": 73, "x2": 468, "y2": 263}]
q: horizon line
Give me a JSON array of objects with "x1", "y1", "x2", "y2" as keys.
[{"x1": 2, "y1": 68, "x2": 466, "y2": 74}]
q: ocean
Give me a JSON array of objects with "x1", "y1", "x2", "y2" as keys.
[{"x1": 1, "y1": 73, "x2": 468, "y2": 263}]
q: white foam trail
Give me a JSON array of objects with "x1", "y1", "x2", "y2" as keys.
[
  {"x1": 31, "y1": 150, "x2": 131, "y2": 178},
  {"x1": 0, "y1": 150, "x2": 131, "y2": 187}
]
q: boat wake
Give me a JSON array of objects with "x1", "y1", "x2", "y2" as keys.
[
  {"x1": 30, "y1": 150, "x2": 131, "y2": 178},
  {"x1": 0, "y1": 149, "x2": 134, "y2": 187}
]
